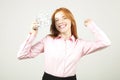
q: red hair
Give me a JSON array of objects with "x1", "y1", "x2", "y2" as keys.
[{"x1": 50, "y1": 7, "x2": 78, "y2": 39}]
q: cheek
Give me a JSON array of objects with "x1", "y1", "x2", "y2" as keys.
[
  {"x1": 55, "y1": 22, "x2": 58, "y2": 27},
  {"x1": 67, "y1": 21, "x2": 72, "y2": 27},
  {"x1": 54, "y1": 23, "x2": 57, "y2": 28},
  {"x1": 67, "y1": 19, "x2": 71, "y2": 24},
  {"x1": 55, "y1": 25, "x2": 59, "y2": 31}
]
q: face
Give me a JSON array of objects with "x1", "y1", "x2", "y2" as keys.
[{"x1": 55, "y1": 11, "x2": 71, "y2": 35}]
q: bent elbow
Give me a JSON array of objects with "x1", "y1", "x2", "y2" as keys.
[
  {"x1": 17, "y1": 55, "x2": 31, "y2": 60},
  {"x1": 103, "y1": 40, "x2": 111, "y2": 48},
  {"x1": 17, "y1": 55, "x2": 25, "y2": 60},
  {"x1": 17, "y1": 52, "x2": 29, "y2": 60}
]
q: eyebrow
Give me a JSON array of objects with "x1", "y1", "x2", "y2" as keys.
[{"x1": 55, "y1": 15, "x2": 67, "y2": 20}]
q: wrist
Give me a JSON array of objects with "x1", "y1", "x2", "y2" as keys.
[
  {"x1": 30, "y1": 29, "x2": 38, "y2": 36},
  {"x1": 84, "y1": 19, "x2": 93, "y2": 27}
]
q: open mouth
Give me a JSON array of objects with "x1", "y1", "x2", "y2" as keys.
[{"x1": 58, "y1": 24, "x2": 67, "y2": 29}]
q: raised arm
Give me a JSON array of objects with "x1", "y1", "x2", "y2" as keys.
[
  {"x1": 17, "y1": 20, "x2": 44, "y2": 60},
  {"x1": 81, "y1": 19, "x2": 111, "y2": 56}
]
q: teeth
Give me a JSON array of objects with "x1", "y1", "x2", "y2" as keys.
[
  {"x1": 60, "y1": 25, "x2": 65, "y2": 28},
  {"x1": 59, "y1": 24, "x2": 66, "y2": 28}
]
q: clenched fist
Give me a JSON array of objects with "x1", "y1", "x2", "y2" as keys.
[
  {"x1": 84, "y1": 19, "x2": 93, "y2": 27},
  {"x1": 30, "y1": 20, "x2": 39, "y2": 36}
]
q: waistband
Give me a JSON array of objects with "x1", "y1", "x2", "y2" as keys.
[{"x1": 42, "y1": 72, "x2": 77, "y2": 80}]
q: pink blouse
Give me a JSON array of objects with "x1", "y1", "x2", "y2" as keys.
[{"x1": 17, "y1": 22, "x2": 111, "y2": 77}]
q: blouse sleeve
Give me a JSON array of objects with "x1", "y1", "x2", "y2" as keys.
[
  {"x1": 81, "y1": 22, "x2": 111, "y2": 56},
  {"x1": 17, "y1": 33, "x2": 44, "y2": 60}
]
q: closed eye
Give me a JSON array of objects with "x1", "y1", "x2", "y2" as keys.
[{"x1": 63, "y1": 16, "x2": 67, "y2": 19}]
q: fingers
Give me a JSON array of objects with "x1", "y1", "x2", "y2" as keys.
[
  {"x1": 84, "y1": 18, "x2": 93, "y2": 27},
  {"x1": 32, "y1": 20, "x2": 39, "y2": 30}
]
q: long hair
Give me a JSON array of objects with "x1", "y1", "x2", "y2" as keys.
[{"x1": 50, "y1": 7, "x2": 78, "y2": 39}]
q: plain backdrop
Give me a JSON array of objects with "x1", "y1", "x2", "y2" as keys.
[{"x1": 0, "y1": 0, "x2": 119, "y2": 80}]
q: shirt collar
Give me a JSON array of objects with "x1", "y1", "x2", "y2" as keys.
[{"x1": 55, "y1": 35, "x2": 75, "y2": 42}]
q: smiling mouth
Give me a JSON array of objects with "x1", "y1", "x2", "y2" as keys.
[{"x1": 59, "y1": 24, "x2": 67, "y2": 29}]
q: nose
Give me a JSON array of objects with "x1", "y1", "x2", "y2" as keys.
[{"x1": 58, "y1": 18, "x2": 64, "y2": 24}]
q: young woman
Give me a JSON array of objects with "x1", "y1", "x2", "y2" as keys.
[{"x1": 17, "y1": 7, "x2": 111, "y2": 80}]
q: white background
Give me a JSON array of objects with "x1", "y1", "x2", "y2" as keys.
[{"x1": 0, "y1": 0, "x2": 119, "y2": 80}]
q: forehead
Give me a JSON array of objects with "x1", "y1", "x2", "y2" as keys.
[{"x1": 55, "y1": 11, "x2": 66, "y2": 18}]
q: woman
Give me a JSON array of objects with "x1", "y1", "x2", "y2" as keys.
[{"x1": 17, "y1": 7, "x2": 111, "y2": 80}]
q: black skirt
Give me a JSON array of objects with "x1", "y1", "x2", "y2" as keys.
[{"x1": 42, "y1": 72, "x2": 77, "y2": 80}]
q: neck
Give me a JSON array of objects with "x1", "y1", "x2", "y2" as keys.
[{"x1": 60, "y1": 31, "x2": 71, "y2": 40}]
